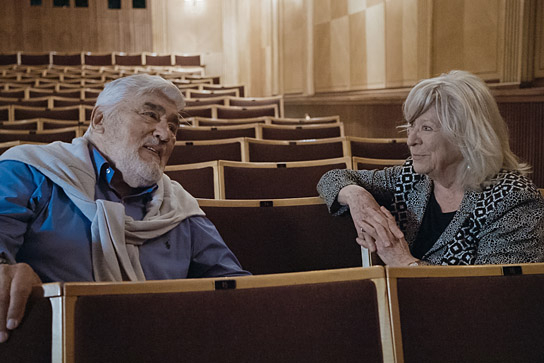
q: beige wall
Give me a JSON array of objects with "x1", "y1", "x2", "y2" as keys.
[
  {"x1": 1, "y1": 0, "x2": 543, "y2": 95},
  {"x1": 0, "y1": 0, "x2": 152, "y2": 53}
]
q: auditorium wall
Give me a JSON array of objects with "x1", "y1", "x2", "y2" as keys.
[{"x1": 1, "y1": 0, "x2": 543, "y2": 95}]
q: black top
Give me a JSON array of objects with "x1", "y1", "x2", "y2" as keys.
[{"x1": 411, "y1": 190, "x2": 456, "y2": 259}]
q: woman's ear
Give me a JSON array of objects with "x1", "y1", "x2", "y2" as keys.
[{"x1": 90, "y1": 107, "x2": 105, "y2": 134}]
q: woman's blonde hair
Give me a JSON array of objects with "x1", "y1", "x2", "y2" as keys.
[{"x1": 402, "y1": 70, "x2": 529, "y2": 190}]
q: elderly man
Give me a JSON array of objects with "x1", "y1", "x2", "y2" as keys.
[{"x1": 0, "y1": 74, "x2": 248, "y2": 342}]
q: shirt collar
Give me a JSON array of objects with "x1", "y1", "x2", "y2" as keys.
[{"x1": 89, "y1": 144, "x2": 157, "y2": 197}]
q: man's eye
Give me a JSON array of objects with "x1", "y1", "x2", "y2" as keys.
[
  {"x1": 142, "y1": 111, "x2": 159, "y2": 120},
  {"x1": 168, "y1": 123, "x2": 178, "y2": 132},
  {"x1": 422, "y1": 126, "x2": 433, "y2": 131}
]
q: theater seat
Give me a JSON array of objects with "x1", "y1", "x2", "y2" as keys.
[
  {"x1": 387, "y1": 264, "x2": 544, "y2": 363},
  {"x1": 46, "y1": 267, "x2": 391, "y2": 363}
]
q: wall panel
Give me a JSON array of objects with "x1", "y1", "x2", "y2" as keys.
[
  {"x1": 0, "y1": 0, "x2": 152, "y2": 54},
  {"x1": 281, "y1": 0, "x2": 305, "y2": 94}
]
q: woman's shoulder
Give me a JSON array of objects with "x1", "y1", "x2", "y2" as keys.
[{"x1": 478, "y1": 169, "x2": 541, "y2": 205}]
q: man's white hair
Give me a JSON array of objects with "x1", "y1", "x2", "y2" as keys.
[{"x1": 95, "y1": 73, "x2": 185, "y2": 111}]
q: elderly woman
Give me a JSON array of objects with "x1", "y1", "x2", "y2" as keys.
[{"x1": 317, "y1": 70, "x2": 544, "y2": 266}]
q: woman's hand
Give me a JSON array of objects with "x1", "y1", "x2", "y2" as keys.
[
  {"x1": 366, "y1": 207, "x2": 417, "y2": 266},
  {"x1": 338, "y1": 185, "x2": 417, "y2": 266}
]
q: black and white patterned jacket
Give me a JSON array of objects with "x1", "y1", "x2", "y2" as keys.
[{"x1": 317, "y1": 159, "x2": 544, "y2": 265}]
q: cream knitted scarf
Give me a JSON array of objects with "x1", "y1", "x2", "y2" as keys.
[{"x1": 0, "y1": 137, "x2": 205, "y2": 281}]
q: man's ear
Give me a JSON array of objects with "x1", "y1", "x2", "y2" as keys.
[{"x1": 90, "y1": 107, "x2": 105, "y2": 134}]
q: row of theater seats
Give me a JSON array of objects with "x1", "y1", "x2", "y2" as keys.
[
  {"x1": 4, "y1": 263, "x2": 543, "y2": 362},
  {"x1": 0, "y1": 52, "x2": 206, "y2": 70},
  {"x1": 0, "y1": 116, "x2": 348, "y2": 140}
]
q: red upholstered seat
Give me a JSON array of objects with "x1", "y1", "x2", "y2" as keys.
[
  {"x1": 0, "y1": 291, "x2": 52, "y2": 363},
  {"x1": 165, "y1": 161, "x2": 218, "y2": 199},
  {"x1": 387, "y1": 264, "x2": 544, "y2": 363},
  {"x1": 348, "y1": 136, "x2": 410, "y2": 159},
  {"x1": 168, "y1": 139, "x2": 244, "y2": 165},
  {"x1": 260, "y1": 123, "x2": 344, "y2": 140},
  {"x1": 247, "y1": 137, "x2": 347, "y2": 162},
  {"x1": 219, "y1": 158, "x2": 350, "y2": 199},
  {"x1": 176, "y1": 125, "x2": 257, "y2": 141},
  {"x1": 199, "y1": 198, "x2": 362, "y2": 274}
]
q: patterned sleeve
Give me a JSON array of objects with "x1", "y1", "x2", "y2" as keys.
[
  {"x1": 474, "y1": 184, "x2": 544, "y2": 264},
  {"x1": 316, "y1": 166, "x2": 403, "y2": 216}
]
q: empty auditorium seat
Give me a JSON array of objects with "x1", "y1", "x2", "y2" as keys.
[
  {"x1": 228, "y1": 95, "x2": 284, "y2": 117},
  {"x1": 46, "y1": 267, "x2": 392, "y2": 362},
  {"x1": 200, "y1": 198, "x2": 365, "y2": 273},
  {"x1": 269, "y1": 115, "x2": 340, "y2": 125},
  {"x1": 352, "y1": 156, "x2": 405, "y2": 170},
  {"x1": 144, "y1": 54, "x2": 173, "y2": 66},
  {"x1": 387, "y1": 264, "x2": 544, "y2": 363},
  {"x1": 52, "y1": 53, "x2": 82, "y2": 66},
  {"x1": 114, "y1": 53, "x2": 143, "y2": 66},
  {"x1": 0, "y1": 127, "x2": 80, "y2": 143},
  {"x1": 247, "y1": 137, "x2": 348, "y2": 162},
  {"x1": 20, "y1": 53, "x2": 50, "y2": 66},
  {"x1": 218, "y1": 157, "x2": 351, "y2": 199},
  {"x1": 13, "y1": 106, "x2": 82, "y2": 122},
  {"x1": 83, "y1": 53, "x2": 113, "y2": 66},
  {"x1": 0, "y1": 106, "x2": 11, "y2": 121},
  {"x1": 0, "y1": 53, "x2": 18, "y2": 66},
  {"x1": 184, "y1": 97, "x2": 227, "y2": 107},
  {"x1": 174, "y1": 54, "x2": 202, "y2": 66},
  {"x1": 187, "y1": 89, "x2": 239, "y2": 98},
  {"x1": 260, "y1": 123, "x2": 344, "y2": 140},
  {"x1": 165, "y1": 161, "x2": 219, "y2": 199},
  {"x1": 202, "y1": 84, "x2": 245, "y2": 97},
  {"x1": 183, "y1": 105, "x2": 215, "y2": 118},
  {"x1": 348, "y1": 136, "x2": 410, "y2": 159},
  {"x1": 194, "y1": 117, "x2": 268, "y2": 127},
  {"x1": 176, "y1": 124, "x2": 258, "y2": 141},
  {"x1": 216, "y1": 105, "x2": 278, "y2": 119},
  {"x1": 168, "y1": 138, "x2": 245, "y2": 165},
  {"x1": 0, "y1": 287, "x2": 53, "y2": 363}
]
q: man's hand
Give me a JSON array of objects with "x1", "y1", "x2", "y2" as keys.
[{"x1": 0, "y1": 263, "x2": 41, "y2": 343}]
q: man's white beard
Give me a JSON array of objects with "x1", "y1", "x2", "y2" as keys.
[
  {"x1": 114, "y1": 147, "x2": 163, "y2": 188},
  {"x1": 103, "y1": 133, "x2": 163, "y2": 188}
]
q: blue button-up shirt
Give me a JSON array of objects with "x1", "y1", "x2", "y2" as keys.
[{"x1": 0, "y1": 145, "x2": 249, "y2": 282}]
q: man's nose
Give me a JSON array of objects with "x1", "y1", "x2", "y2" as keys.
[{"x1": 153, "y1": 120, "x2": 171, "y2": 141}]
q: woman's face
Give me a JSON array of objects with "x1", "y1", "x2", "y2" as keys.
[{"x1": 407, "y1": 106, "x2": 464, "y2": 182}]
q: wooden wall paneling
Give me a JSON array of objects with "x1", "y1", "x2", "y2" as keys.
[
  {"x1": 365, "y1": 1, "x2": 386, "y2": 88},
  {"x1": 284, "y1": 99, "x2": 405, "y2": 138},
  {"x1": 417, "y1": 0, "x2": 433, "y2": 80},
  {"x1": 23, "y1": 1, "x2": 46, "y2": 52},
  {"x1": 534, "y1": 0, "x2": 544, "y2": 79},
  {"x1": 432, "y1": 0, "x2": 464, "y2": 75},
  {"x1": 132, "y1": 6, "x2": 153, "y2": 52},
  {"x1": 281, "y1": 0, "x2": 306, "y2": 94},
  {"x1": 503, "y1": 0, "x2": 522, "y2": 82},
  {"x1": 313, "y1": 0, "x2": 332, "y2": 92},
  {"x1": 385, "y1": 0, "x2": 404, "y2": 87},
  {"x1": 498, "y1": 100, "x2": 544, "y2": 188},
  {"x1": 463, "y1": 0, "x2": 502, "y2": 80},
  {"x1": 330, "y1": 13, "x2": 350, "y2": 91},
  {"x1": 0, "y1": 0, "x2": 24, "y2": 52},
  {"x1": 401, "y1": 0, "x2": 421, "y2": 85},
  {"x1": 349, "y1": 9, "x2": 367, "y2": 88}
]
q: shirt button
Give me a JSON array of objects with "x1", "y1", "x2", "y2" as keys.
[{"x1": 106, "y1": 169, "x2": 111, "y2": 174}]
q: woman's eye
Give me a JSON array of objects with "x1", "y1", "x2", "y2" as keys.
[{"x1": 422, "y1": 125, "x2": 433, "y2": 131}]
